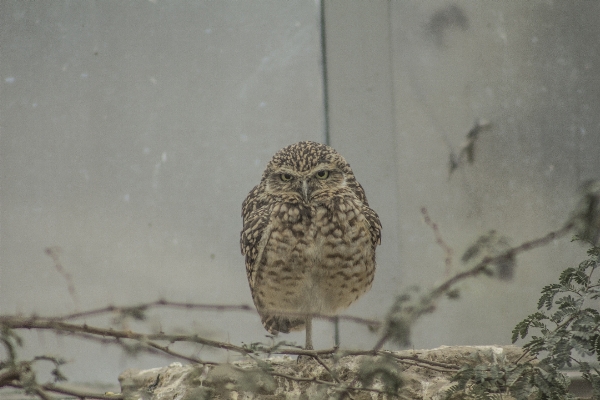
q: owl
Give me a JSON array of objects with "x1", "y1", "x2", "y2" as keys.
[{"x1": 240, "y1": 141, "x2": 381, "y2": 349}]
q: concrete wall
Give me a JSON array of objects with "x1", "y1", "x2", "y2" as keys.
[
  {"x1": 0, "y1": 0, "x2": 325, "y2": 383},
  {"x1": 1, "y1": 0, "x2": 599, "y2": 385},
  {"x1": 324, "y1": 0, "x2": 600, "y2": 349}
]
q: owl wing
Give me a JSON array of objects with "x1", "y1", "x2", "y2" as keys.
[
  {"x1": 351, "y1": 180, "x2": 382, "y2": 248},
  {"x1": 363, "y1": 205, "x2": 382, "y2": 248},
  {"x1": 240, "y1": 186, "x2": 271, "y2": 287}
]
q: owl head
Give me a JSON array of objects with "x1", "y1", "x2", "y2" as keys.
[{"x1": 261, "y1": 141, "x2": 367, "y2": 204}]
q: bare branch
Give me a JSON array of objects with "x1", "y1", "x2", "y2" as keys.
[
  {"x1": 54, "y1": 300, "x2": 381, "y2": 329},
  {"x1": 42, "y1": 383, "x2": 124, "y2": 400},
  {"x1": 421, "y1": 207, "x2": 454, "y2": 275},
  {"x1": 144, "y1": 340, "x2": 217, "y2": 365},
  {"x1": 56, "y1": 300, "x2": 254, "y2": 321},
  {"x1": 311, "y1": 354, "x2": 341, "y2": 383},
  {"x1": 0, "y1": 316, "x2": 250, "y2": 355}
]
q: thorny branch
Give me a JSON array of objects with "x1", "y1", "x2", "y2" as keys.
[
  {"x1": 0, "y1": 316, "x2": 249, "y2": 355},
  {"x1": 373, "y1": 221, "x2": 576, "y2": 350},
  {"x1": 55, "y1": 299, "x2": 381, "y2": 328}
]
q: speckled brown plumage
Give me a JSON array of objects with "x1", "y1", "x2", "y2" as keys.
[{"x1": 240, "y1": 141, "x2": 381, "y2": 349}]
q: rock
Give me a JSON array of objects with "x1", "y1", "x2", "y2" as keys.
[{"x1": 119, "y1": 345, "x2": 525, "y2": 399}]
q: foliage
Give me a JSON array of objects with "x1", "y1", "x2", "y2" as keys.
[{"x1": 445, "y1": 239, "x2": 600, "y2": 399}]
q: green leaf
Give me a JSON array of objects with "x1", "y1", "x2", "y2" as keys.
[
  {"x1": 512, "y1": 312, "x2": 547, "y2": 343},
  {"x1": 537, "y1": 284, "x2": 561, "y2": 310},
  {"x1": 559, "y1": 268, "x2": 578, "y2": 286},
  {"x1": 594, "y1": 334, "x2": 600, "y2": 360}
]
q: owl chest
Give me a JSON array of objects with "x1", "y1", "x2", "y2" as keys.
[
  {"x1": 264, "y1": 201, "x2": 367, "y2": 269},
  {"x1": 256, "y1": 201, "x2": 372, "y2": 313}
]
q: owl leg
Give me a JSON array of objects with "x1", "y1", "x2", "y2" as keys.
[{"x1": 304, "y1": 314, "x2": 313, "y2": 350}]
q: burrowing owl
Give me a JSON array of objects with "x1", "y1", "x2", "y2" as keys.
[{"x1": 240, "y1": 141, "x2": 381, "y2": 349}]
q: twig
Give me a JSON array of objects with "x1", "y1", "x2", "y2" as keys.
[
  {"x1": 56, "y1": 301, "x2": 254, "y2": 321},
  {"x1": 271, "y1": 347, "x2": 341, "y2": 356},
  {"x1": 9, "y1": 383, "x2": 123, "y2": 400},
  {"x1": 45, "y1": 328, "x2": 186, "y2": 361},
  {"x1": 429, "y1": 222, "x2": 574, "y2": 301},
  {"x1": 55, "y1": 300, "x2": 382, "y2": 329},
  {"x1": 421, "y1": 207, "x2": 454, "y2": 276},
  {"x1": 43, "y1": 383, "x2": 124, "y2": 399},
  {"x1": 0, "y1": 368, "x2": 20, "y2": 386},
  {"x1": 311, "y1": 354, "x2": 341, "y2": 383},
  {"x1": 62, "y1": 329, "x2": 218, "y2": 366},
  {"x1": 144, "y1": 340, "x2": 217, "y2": 365},
  {"x1": 0, "y1": 316, "x2": 250, "y2": 355},
  {"x1": 45, "y1": 246, "x2": 79, "y2": 308},
  {"x1": 389, "y1": 359, "x2": 457, "y2": 373},
  {"x1": 32, "y1": 387, "x2": 53, "y2": 400}
]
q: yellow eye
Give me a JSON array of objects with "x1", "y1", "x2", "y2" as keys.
[
  {"x1": 280, "y1": 173, "x2": 293, "y2": 181},
  {"x1": 315, "y1": 170, "x2": 329, "y2": 180}
]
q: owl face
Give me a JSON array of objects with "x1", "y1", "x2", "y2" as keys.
[
  {"x1": 265, "y1": 163, "x2": 345, "y2": 203},
  {"x1": 261, "y1": 141, "x2": 352, "y2": 204}
]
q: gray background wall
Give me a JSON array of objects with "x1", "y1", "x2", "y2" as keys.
[{"x1": 1, "y1": 0, "x2": 599, "y2": 385}]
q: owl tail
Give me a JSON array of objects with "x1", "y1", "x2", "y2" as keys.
[{"x1": 260, "y1": 313, "x2": 305, "y2": 334}]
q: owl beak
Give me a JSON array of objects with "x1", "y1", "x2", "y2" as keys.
[{"x1": 302, "y1": 180, "x2": 310, "y2": 203}]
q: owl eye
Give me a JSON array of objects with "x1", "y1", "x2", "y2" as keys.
[
  {"x1": 315, "y1": 170, "x2": 329, "y2": 180},
  {"x1": 280, "y1": 173, "x2": 294, "y2": 181}
]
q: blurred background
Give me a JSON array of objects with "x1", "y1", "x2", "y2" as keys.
[{"x1": 1, "y1": 0, "x2": 599, "y2": 386}]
